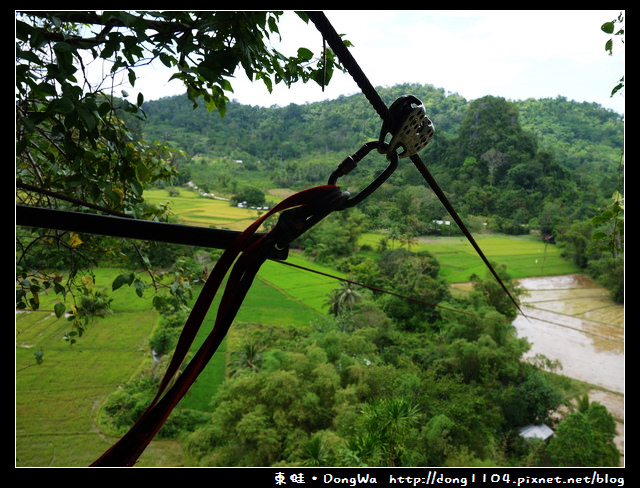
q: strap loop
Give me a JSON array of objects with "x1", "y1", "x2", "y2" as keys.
[{"x1": 91, "y1": 185, "x2": 345, "y2": 467}]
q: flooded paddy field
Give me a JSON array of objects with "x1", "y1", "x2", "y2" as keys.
[
  {"x1": 513, "y1": 274, "x2": 624, "y2": 462},
  {"x1": 514, "y1": 274, "x2": 623, "y2": 392}
]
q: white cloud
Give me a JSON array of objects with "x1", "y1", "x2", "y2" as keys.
[{"x1": 126, "y1": 10, "x2": 624, "y2": 115}]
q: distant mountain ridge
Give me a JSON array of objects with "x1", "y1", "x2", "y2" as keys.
[
  {"x1": 140, "y1": 83, "x2": 623, "y2": 177},
  {"x1": 136, "y1": 82, "x2": 624, "y2": 252}
]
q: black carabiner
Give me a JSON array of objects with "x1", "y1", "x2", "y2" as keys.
[{"x1": 328, "y1": 141, "x2": 398, "y2": 209}]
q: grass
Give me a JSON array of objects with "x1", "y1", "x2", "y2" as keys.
[
  {"x1": 361, "y1": 232, "x2": 579, "y2": 282},
  {"x1": 145, "y1": 188, "x2": 266, "y2": 230},
  {"x1": 16, "y1": 305, "x2": 158, "y2": 466},
  {"x1": 258, "y1": 254, "x2": 348, "y2": 312},
  {"x1": 15, "y1": 263, "x2": 327, "y2": 465},
  {"x1": 16, "y1": 186, "x2": 581, "y2": 466}
]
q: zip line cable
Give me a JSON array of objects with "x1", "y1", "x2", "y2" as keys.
[
  {"x1": 305, "y1": 11, "x2": 525, "y2": 318},
  {"x1": 17, "y1": 13, "x2": 523, "y2": 317},
  {"x1": 16, "y1": 11, "x2": 526, "y2": 465},
  {"x1": 16, "y1": 190, "x2": 515, "y2": 324},
  {"x1": 272, "y1": 258, "x2": 514, "y2": 325}
]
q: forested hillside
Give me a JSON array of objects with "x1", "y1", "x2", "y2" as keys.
[
  {"x1": 140, "y1": 83, "x2": 623, "y2": 207},
  {"x1": 137, "y1": 83, "x2": 623, "y2": 299}
]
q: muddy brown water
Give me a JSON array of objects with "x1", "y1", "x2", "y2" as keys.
[
  {"x1": 514, "y1": 274, "x2": 623, "y2": 392},
  {"x1": 512, "y1": 274, "x2": 624, "y2": 463}
]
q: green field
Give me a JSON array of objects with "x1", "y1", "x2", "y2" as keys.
[
  {"x1": 361, "y1": 232, "x2": 578, "y2": 282},
  {"x1": 15, "y1": 290, "x2": 160, "y2": 466},
  {"x1": 145, "y1": 188, "x2": 266, "y2": 230},
  {"x1": 180, "y1": 266, "x2": 327, "y2": 412},
  {"x1": 16, "y1": 187, "x2": 580, "y2": 466},
  {"x1": 15, "y1": 263, "x2": 330, "y2": 466},
  {"x1": 146, "y1": 187, "x2": 578, "y2": 282}
]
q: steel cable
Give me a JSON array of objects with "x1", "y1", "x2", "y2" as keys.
[{"x1": 306, "y1": 11, "x2": 524, "y2": 317}]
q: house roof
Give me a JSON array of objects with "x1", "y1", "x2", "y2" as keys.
[{"x1": 519, "y1": 424, "x2": 554, "y2": 440}]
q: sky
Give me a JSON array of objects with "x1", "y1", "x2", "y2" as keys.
[{"x1": 131, "y1": 10, "x2": 625, "y2": 116}]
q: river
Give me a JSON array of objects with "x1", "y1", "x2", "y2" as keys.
[{"x1": 512, "y1": 274, "x2": 624, "y2": 462}]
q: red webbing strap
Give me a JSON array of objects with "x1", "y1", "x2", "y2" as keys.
[{"x1": 91, "y1": 185, "x2": 340, "y2": 466}]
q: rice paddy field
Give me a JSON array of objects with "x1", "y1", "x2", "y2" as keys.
[
  {"x1": 15, "y1": 270, "x2": 167, "y2": 466},
  {"x1": 15, "y1": 265, "x2": 327, "y2": 467},
  {"x1": 146, "y1": 187, "x2": 578, "y2": 283},
  {"x1": 144, "y1": 187, "x2": 265, "y2": 230},
  {"x1": 16, "y1": 186, "x2": 581, "y2": 466},
  {"x1": 360, "y1": 232, "x2": 577, "y2": 282}
]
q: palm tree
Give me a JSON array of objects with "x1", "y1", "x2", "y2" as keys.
[
  {"x1": 364, "y1": 398, "x2": 421, "y2": 466},
  {"x1": 227, "y1": 342, "x2": 264, "y2": 377},
  {"x1": 388, "y1": 226, "x2": 401, "y2": 249},
  {"x1": 324, "y1": 282, "x2": 362, "y2": 316},
  {"x1": 400, "y1": 232, "x2": 417, "y2": 251},
  {"x1": 302, "y1": 435, "x2": 332, "y2": 466}
]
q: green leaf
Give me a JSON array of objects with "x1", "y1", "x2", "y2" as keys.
[
  {"x1": 197, "y1": 66, "x2": 219, "y2": 84},
  {"x1": 611, "y1": 80, "x2": 624, "y2": 96},
  {"x1": 261, "y1": 76, "x2": 273, "y2": 93},
  {"x1": 601, "y1": 21, "x2": 615, "y2": 34},
  {"x1": 294, "y1": 11, "x2": 310, "y2": 23},
  {"x1": 54, "y1": 302, "x2": 66, "y2": 318},
  {"x1": 133, "y1": 279, "x2": 145, "y2": 298},
  {"x1": 130, "y1": 180, "x2": 143, "y2": 198},
  {"x1": 112, "y1": 272, "x2": 135, "y2": 291},
  {"x1": 128, "y1": 68, "x2": 136, "y2": 87},
  {"x1": 35, "y1": 82, "x2": 57, "y2": 97},
  {"x1": 48, "y1": 97, "x2": 75, "y2": 115},
  {"x1": 159, "y1": 52, "x2": 174, "y2": 67},
  {"x1": 591, "y1": 209, "x2": 613, "y2": 225},
  {"x1": 100, "y1": 42, "x2": 116, "y2": 60},
  {"x1": 268, "y1": 16, "x2": 279, "y2": 34},
  {"x1": 98, "y1": 100, "x2": 112, "y2": 117},
  {"x1": 605, "y1": 39, "x2": 613, "y2": 53},
  {"x1": 297, "y1": 47, "x2": 313, "y2": 62},
  {"x1": 76, "y1": 106, "x2": 97, "y2": 131},
  {"x1": 135, "y1": 160, "x2": 151, "y2": 182}
]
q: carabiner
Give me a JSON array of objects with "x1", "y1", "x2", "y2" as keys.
[{"x1": 328, "y1": 141, "x2": 398, "y2": 209}]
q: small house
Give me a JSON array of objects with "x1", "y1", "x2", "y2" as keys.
[{"x1": 518, "y1": 424, "x2": 554, "y2": 441}]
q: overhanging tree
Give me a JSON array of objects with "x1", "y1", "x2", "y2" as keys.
[{"x1": 16, "y1": 11, "x2": 344, "y2": 337}]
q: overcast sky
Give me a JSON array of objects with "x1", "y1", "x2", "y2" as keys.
[{"x1": 133, "y1": 10, "x2": 625, "y2": 116}]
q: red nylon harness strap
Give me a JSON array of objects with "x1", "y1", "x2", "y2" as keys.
[{"x1": 91, "y1": 185, "x2": 345, "y2": 466}]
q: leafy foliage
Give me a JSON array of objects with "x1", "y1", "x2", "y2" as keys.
[
  {"x1": 101, "y1": 375, "x2": 210, "y2": 439},
  {"x1": 601, "y1": 12, "x2": 625, "y2": 96},
  {"x1": 179, "y1": 285, "x2": 572, "y2": 467},
  {"x1": 547, "y1": 401, "x2": 619, "y2": 466},
  {"x1": 16, "y1": 11, "x2": 346, "y2": 335}
]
